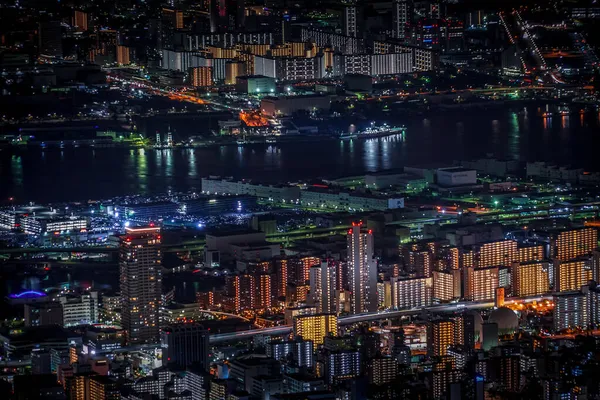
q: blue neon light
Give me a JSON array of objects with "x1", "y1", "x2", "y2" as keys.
[{"x1": 10, "y1": 290, "x2": 47, "y2": 298}]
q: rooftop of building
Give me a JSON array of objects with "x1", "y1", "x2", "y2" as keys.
[
  {"x1": 237, "y1": 74, "x2": 274, "y2": 80},
  {"x1": 438, "y1": 167, "x2": 474, "y2": 173},
  {"x1": 0, "y1": 325, "x2": 72, "y2": 343},
  {"x1": 206, "y1": 227, "x2": 263, "y2": 237}
]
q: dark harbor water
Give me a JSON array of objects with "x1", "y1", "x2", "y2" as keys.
[{"x1": 2, "y1": 104, "x2": 600, "y2": 203}]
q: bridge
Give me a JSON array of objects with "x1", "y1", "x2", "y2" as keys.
[
  {"x1": 208, "y1": 295, "x2": 550, "y2": 343},
  {"x1": 208, "y1": 300, "x2": 494, "y2": 343}
]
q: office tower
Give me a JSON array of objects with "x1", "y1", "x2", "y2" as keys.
[
  {"x1": 481, "y1": 322, "x2": 498, "y2": 351},
  {"x1": 266, "y1": 338, "x2": 314, "y2": 367},
  {"x1": 31, "y1": 349, "x2": 52, "y2": 375},
  {"x1": 553, "y1": 289, "x2": 589, "y2": 331},
  {"x1": 428, "y1": 319, "x2": 455, "y2": 357},
  {"x1": 38, "y1": 21, "x2": 63, "y2": 59},
  {"x1": 59, "y1": 292, "x2": 98, "y2": 327},
  {"x1": 393, "y1": 0, "x2": 413, "y2": 40},
  {"x1": 324, "y1": 350, "x2": 362, "y2": 385},
  {"x1": 293, "y1": 314, "x2": 338, "y2": 345},
  {"x1": 390, "y1": 276, "x2": 432, "y2": 309},
  {"x1": 347, "y1": 223, "x2": 378, "y2": 314},
  {"x1": 465, "y1": 266, "x2": 499, "y2": 301},
  {"x1": 190, "y1": 66, "x2": 213, "y2": 87},
  {"x1": 342, "y1": 4, "x2": 359, "y2": 37},
  {"x1": 161, "y1": 323, "x2": 209, "y2": 369},
  {"x1": 511, "y1": 262, "x2": 550, "y2": 297},
  {"x1": 554, "y1": 259, "x2": 592, "y2": 292},
  {"x1": 25, "y1": 302, "x2": 63, "y2": 327},
  {"x1": 433, "y1": 270, "x2": 456, "y2": 301},
  {"x1": 120, "y1": 226, "x2": 162, "y2": 343},
  {"x1": 73, "y1": 11, "x2": 88, "y2": 31},
  {"x1": 369, "y1": 356, "x2": 398, "y2": 386},
  {"x1": 550, "y1": 228, "x2": 598, "y2": 260}
]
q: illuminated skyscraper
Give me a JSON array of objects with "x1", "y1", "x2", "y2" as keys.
[
  {"x1": 120, "y1": 226, "x2": 162, "y2": 343},
  {"x1": 293, "y1": 314, "x2": 338, "y2": 345},
  {"x1": 347, "y1": 223, "x2": 378, "y2": 314}
]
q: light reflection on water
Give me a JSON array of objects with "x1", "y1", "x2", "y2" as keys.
[{"x1": 3, "y1": 105, "x2": 600, "y2": 202}]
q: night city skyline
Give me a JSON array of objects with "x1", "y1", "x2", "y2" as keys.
[{"x1": 2, "y1": 0, "x2": 600, "y2": 399}]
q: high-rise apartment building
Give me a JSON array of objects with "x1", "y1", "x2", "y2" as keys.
[
  {"x1": 393, "y1": 0, "x2": 413, "y2": 40},
  {"x1": 550, "y1": 228, "x2": 598, "y2": 260},
  {"x1": 293, "y1": 314, "x2": 338, "y2": 345},
  {"x1": 324, "y1": 350, "x2": 362, "y2": 385},
  {"x1": 73, "y1": 11, "x2": 88, "y2": 32},
  {"x1": 120, "y1": 226, "x2": 162, "y2": 343},
  {"x1": 512, "y1": 261, "x2": 550, "y2": 297},
  {"x1": 433, "y1": 270, "x2": 457, "y2": 301},
  {"x1": 465, "y1": 266, "x2": 499, "y2": 301},
  {"x1": 554, "y1": 259, "x2": 593, "y2": 292},
  {"x1": 553, "y1": 289, "x2": 589, "y2": 331},
  {"x1": 342, "y1": 4, "x2": 359, "y2": 37},
  {"x1": 428, "y1": 319, "x2": 455, "y2": 357},
  {"x1": 478, "y1": 240, "x2": 518, "y2": 268},
  {"x1": 390, "y1": 276, "x2": 432, "y2": 309},
  {"x1": 347, "y1": 223, "x2": 378, "y2": 314},
  {"x1": 309, "y1": 260, "x2": 338, "y2": 314},
  {"x1": 369, "y1": 356, "x2": 399, "y2": 386},
  {"x1": 190, "y1": 66, "x2": 213, "y2": 87},
  {"x1": 266, "y1": 338, "x2": 314, "y2": 368}
]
